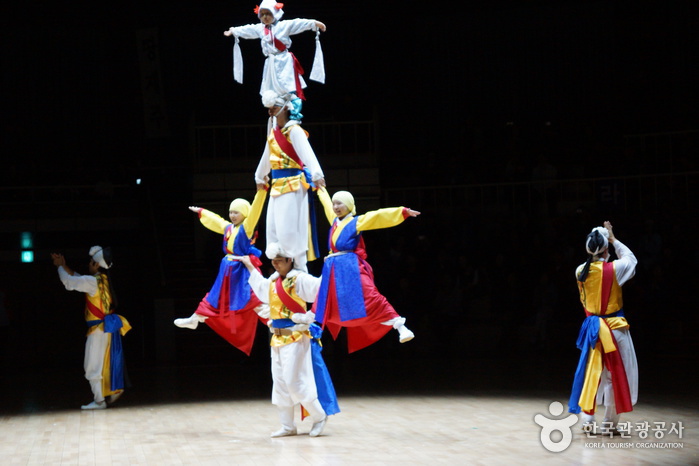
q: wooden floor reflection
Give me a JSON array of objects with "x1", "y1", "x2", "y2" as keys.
[{"x1": 1, "y1": 391, "x2": 697, "y2": 465}]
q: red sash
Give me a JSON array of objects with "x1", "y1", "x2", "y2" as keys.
[
  {"x1": 273, "y1": 127, "x2": 304, "y2": 168},
  {"x1": 263, "y1": 27, "x2": 306, "y2": 100},
  {"x1": 275, "y1": 276, "x2": 306, "y2": 314},
  {"x1": 600, "y1": 262, "x2": 614, "y2": 315},
  {"x1": 86, "y1": 298, "x2": 106, "y2": 320}
]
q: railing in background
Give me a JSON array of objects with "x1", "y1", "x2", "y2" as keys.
[{"x1": 193, "y1": 120, "x2": 378, "y2": 164}]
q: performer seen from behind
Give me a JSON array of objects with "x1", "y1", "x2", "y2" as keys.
[
  {"x1": 174, "y1": 188, "x2": 269, "y2": 355},
  {"x1": 568, "y1": 221, "x2": 639, "y2": 434},
  {"x1": 313, "y1": 188, "x2": 418, "y2": 353},
  {"x1": 51, "y1": 247, "x2": 131, "y2": 410}
]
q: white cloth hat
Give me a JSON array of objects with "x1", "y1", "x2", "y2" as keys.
[
  {"x1": 266, "y1": 242, "x2": 291, "y2": 260},
  {"x1": 256, "y1": 1, "x2": 284, "y2": 21},
  {"x1": 261, "y1": 90, "x2": 291, "y2": 109},
  {"x1": 89, "y1": 246, "x2": 112, "y2": 269}
]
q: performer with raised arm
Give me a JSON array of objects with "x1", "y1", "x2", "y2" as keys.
[
  {"x1": 224, "y1": 0, "x2": 326, "y2": 119},
  {"x1": 240, "y1": 243, "x2": 339, "y2": 438},
  {"x1": 568, "y1": 221, "x2": 639, "y2": 435},
  {"x1": 255, "y1": 90, "x2": 325, "y2": 272},
  {"x1": 174, "y1": 188, "x2": 268, "y2": 356},
  {"x1": 51, "y1": 247, "x2": 131, "y2": 410},
  {"x1": 313, "y1": 188, "x2": 419, "y2": 353}
]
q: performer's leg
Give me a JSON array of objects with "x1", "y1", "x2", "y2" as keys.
[
  {"x1": 173, "y1": 313, "x2": 208, "y2": 329},
  {"x1": 271, "y1": 346, "x2": 298, "y2": 437},
  {"x1": 271, "y1": 191, "x2": 309, "y2": 271},
  {"x1": 615, "y1": 329, "x2": 639, "y2": 405},
  {"x1": 82, "y1": 330, "x2": 108, "y2": 409},
  {"x1": 599, "y1": 369, "x2": 619, "y2": 430},
  {"x1": 381, "y1": 316, "x2": 415, "y2": 343},
  {"x1": 306, "y1": 399, "x2": 328, "y2": 437},
  {"x1": 271, "y1": 405, "x2": 297, "y2": 437}
]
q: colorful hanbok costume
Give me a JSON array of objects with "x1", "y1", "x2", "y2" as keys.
[
  {"x1": 227, "y1": 1, "x2": 325, "y2": 99},
  {"x1": 248, "y1": 262, "x2": 339, "y2": 437},
  {"x1": 568, "y1": 238, "x2": 638, "y2": 426},
  {"x1": 313, "y1": 189, "x2": 414, "y2": 353},
  {"x1": 57, "y1": 266, "x2": 131, "y2": 406},
  {"x1": 255, "y1": 117, "x2": 324, "y2": 272},
  {"x1": 176, "y1": 189, "x2": 268, "y2": 356}
]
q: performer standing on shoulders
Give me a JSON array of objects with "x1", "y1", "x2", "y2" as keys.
[
  {"x1": 240, "y1": 243, "x2": 339, "y2": 438},
  {"x1": 51, "y1": 247, "x2": 131, "y2": 410},
  {"x1": 174, "y1": 188, "x2": 268, "y2": 356},
  {"x1": 568, "y1": 221, "x2": 638, "y2": 434},
  {"x1": 224, "y1": 0, "x2": 326, "y2": 119},
  {"x1": 313, "y1": 188, "x2": 418, "y2": 353},
  {"x1": 255, "y1": 90, "x2": 325, "y2": 272}
]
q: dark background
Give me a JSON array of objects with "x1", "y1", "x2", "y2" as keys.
[{"x1": 1, "y1": 1, "x2": 698, "y2": 412}]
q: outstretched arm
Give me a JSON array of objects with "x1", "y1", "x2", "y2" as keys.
[{"x1": 356, "y1": 207, "x2": 421, "y2": 232}]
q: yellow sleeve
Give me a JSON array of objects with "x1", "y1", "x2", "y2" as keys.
[
  {"x1": 243, "y1": 189, "x2": 268, "y2": 238},
  {"x1": 355, "y1": 207, "x2": 407, "y2": 232},
  {"x1": 316, "y1": 187, "x2": 336, "y2": 224},
  {"x1": 199, "y1": 209, "x2": 230, "y2": 234}
]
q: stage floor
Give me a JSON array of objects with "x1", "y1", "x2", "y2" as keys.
[
  {"x1": 1, "y1": 390, "x2": 697, "y2": 465},
  {"x1": 1, "y1": 351, "x2": 698, "y2": 465}
]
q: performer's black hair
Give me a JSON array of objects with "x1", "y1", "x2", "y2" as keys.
[
  {"x1": 101, "y1": 247, "x2": 119, "y2": 311},
  {"x1": 578, "y1": 230, "x2": 606, "y2": 283}
]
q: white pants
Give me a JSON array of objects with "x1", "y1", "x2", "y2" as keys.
[
  {"x1": 271, "y1": 337, "x2": 325, "y2": 426},
  {"x1": 266, "y1": 189, "x2": 310, "y2": 271},
  {"x1": 84, "y1": 329, "x2": 109, "y2": 403},
  {"x1": 581, "y1": 328, "x2": 638, "y2": 425}
]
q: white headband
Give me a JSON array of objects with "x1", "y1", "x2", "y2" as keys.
[{"x1": 89, "y1": 246, "x2": 112, "y2": 269}]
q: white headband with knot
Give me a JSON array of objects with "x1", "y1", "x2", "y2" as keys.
[
  {"x1": 89, "y1": 246, "x2": 111, "y2": 269},
  {"x1": 265, "y1": 242, "x2": 291, "y2": 260},
  {"x1": 261, "y1": 90, "x2": 292, "y2": 109},
  {"x1": 585, "y1": 227, "x2": 609, "y2": 256}
]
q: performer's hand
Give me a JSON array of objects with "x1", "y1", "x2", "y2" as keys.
[
  {"x1": 406, "y1": 208, "x2": 421, "y2": 217},
  {"x1": 189, "y1": 206, "x2": 201, "y2": 213},
  {"x1": 316, "y1": 21, "x2": 326, "y2": 32},
  {"x1": 256, "y1": 183, "x2": 268, "y2": 191},
  {"x1": 50, "y1": 253, "x2": 65, "y2": 267},
  {"x1": 255, "y1": 304, "x2": 270, "y2": 319},
  {"x1": 315, "y1": 177, "x2": 326, "y2": 188},
  {"x1": 604, "y1": 221, "x2": 616, "y2": 243},
  {"x1": 290, "y1": 323, "x2": 310, "y2": 332},
  {"x1": 291, "y1": 311, "x2": 315, "y2": 324},
  {"x1": 224, "y1": 30, "x2": 232, "y2": 36},
  {"x1": 239, "y1": 255, "x2": 254, "y2": 271}
]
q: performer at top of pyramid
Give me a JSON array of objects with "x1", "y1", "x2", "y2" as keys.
[{"x1": 224, "y1": 1, "x2": 326, "y2": 119}]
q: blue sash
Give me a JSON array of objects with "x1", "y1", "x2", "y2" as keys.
[
  {"x1": 568, "y1": 309, "x2": 625, "y2": 413},
  {"x1": 309, "y1": 324, "x2": 340, "y2": 416},
  {"x1": 87, "y1": 315, "x2": 126, "y2": 392}
]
